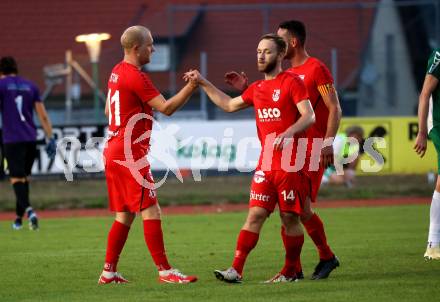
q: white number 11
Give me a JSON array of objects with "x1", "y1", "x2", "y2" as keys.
[{"x1": 107, "y1": 89, "x2": 120, "y2": 126}]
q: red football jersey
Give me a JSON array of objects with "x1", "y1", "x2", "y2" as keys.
[
  {"x1": 241, "y1": 71, "x2": 309, "y2": 171},
  {"x1": 287, "y1": 57, "x2": 333, "y2": 140},
  {"x1": 106, "y1": 61, "x2": 160, "y2": 159}
]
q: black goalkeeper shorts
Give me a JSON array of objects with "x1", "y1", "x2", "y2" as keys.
[{"x1": 3, "y1": 141, "x2": 37, "y2": 177}]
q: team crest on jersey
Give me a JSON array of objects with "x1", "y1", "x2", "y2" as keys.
[
  {"x1": 272, "y1": 89, "x2": 281, "y2": 102},
  {"x1": 253, "y1": 170, "x2": 266, "y2": 184},
  {"x1": 298, "y1": 75, "x2": 305, "y2": 81}
]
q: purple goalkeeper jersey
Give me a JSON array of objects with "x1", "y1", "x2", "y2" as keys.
[{"x1": 0, "y1": 76, "x2": 41, "y2": 143}]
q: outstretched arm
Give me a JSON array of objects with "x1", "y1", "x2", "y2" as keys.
[
  {"x1": 148, "y1": 81, "x2": 198, "y2": 116},
  {"x1": 414, "y1": 74, "x2": 439, "y2": 157},
  {"x1": 186, "y1": 70, "x2": 250, "y2": 113}
]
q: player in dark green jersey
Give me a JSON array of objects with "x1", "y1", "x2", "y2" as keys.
[{"x1": 415, "y1": 48, "x2": 440, "y2": 260}]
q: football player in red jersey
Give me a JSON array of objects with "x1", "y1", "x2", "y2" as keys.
[
  {"x1": 98, "y1": 25, "x2": 197, "y2": 284},
  {"x1": 225, "y1": 20, "x2": 342, "y2": 280},
  {"x1": 185, "y1": 33, "x2": 315, "y2": 283}
]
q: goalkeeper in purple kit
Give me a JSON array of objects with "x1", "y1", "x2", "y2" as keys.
[{"x1": 0, "y1": 56, "x2": 56, "y2": 230}]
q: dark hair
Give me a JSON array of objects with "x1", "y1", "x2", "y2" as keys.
[
  {"x1": 260, "y1": 33, "x2": 287, "y2": 54},
  {"x1": 278, "y1": 20, "x2": 306, "y2": 46},
  {"x1": 0, "y1": 56, "x2": 18, "y2": 74}
]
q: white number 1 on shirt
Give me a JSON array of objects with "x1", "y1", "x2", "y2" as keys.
[
  {"x1": 15, "y1": 95, "x2": 26, "y2": 122},
  {"x1": 107, "y1": 89, "x2": 120, "y2": 126}
]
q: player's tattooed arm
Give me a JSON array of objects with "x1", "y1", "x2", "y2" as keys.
[
  {"x1": 414, "y1": 74, "x2": 439, "y2": 157},
  {"x1": 184, "y1": 70, "x2": 250, "y2": 113}
]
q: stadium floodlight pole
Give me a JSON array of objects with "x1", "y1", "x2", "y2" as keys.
[{"x1": 75, "y1": 33, "x2": 111, "y2": 122}]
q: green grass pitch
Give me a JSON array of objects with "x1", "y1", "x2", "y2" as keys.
[{"x1": 1, "y1": 205, "x2": 439, "y2": 301}]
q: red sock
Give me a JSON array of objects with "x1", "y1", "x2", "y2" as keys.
[
  {"x1": 232, "y1": 229, "x2": 259, "y2": 275},
  {"x1": 143, "y1": 219, "x2": 171, "y2": 271},
  {"x1": 104, "y1": 220, "x2": 130, "y2": 272},
  {"x1": 303, "y1": 213, "x2": 334, "y2": 260},
  {"x1": 281, "y1": 227, "x2": 303, "y2": 276}
]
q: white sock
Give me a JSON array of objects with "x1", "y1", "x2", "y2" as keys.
[{"x1": 428, "y1": 191, "x2": 440, "y2": 248}]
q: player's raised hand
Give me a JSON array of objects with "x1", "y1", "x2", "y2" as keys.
[
  {"x1": 224, "y1": 71, "x2": 248, "y2": 92},
  {"x1": 321, "y1": 145, "x2": 334, "y2": 168},
  {"x1": 414, "y1": 132, "x2": 428, "y2": 157},
  {"x1": 182, "y1": 69, "x2": 199, "y2": 88}
]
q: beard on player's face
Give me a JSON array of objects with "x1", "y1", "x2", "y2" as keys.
[
  {"x1": 138, "y1": 50, "x2": 151, "y2": 65},
  {"x1": 137, "y1": 40, "x2": 153, "y2": 65},
  {"x1": 258, "y1": 56, "x2": 278, "y2": 73},
  {"x1": 138, "y1": 55, "x2": 148, "y2": 65}
]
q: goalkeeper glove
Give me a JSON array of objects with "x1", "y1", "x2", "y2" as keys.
[{"x1": 45, "y1": 136, "x2": 57, "y2": 160}]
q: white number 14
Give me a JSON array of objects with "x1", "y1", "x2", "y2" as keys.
[{"x1": 281, "y1": 190, "x2": 295, "y2": 201}]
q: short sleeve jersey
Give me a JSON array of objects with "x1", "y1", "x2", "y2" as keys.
[
  {"x1": 287, "y1": 57, "x2": 334, "y2": 140},
  {"x1": 0, "y1": 76, "x2": 41, "y2": 144},
  {"x1": 427, "y1": 48, "x2": 440, "y2": 128},
  {"x1": 106, "y1": 61, "x2": 160, "y2": 158},
  {"x1": 241, "y1": 71, "x2": 309, "y2": 171}
]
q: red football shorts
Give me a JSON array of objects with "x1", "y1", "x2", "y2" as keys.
[
  {"x1": 249, "y1": 170, "x2": 311, "y2": 215},
  {"x1": 307, "y1": 166, "x2": 325, "y2": 202},
  {"x1": 303, "y1": 151, "x2": 324, "y2": 202},
  {"x1": 103, "y1": 147, "x2": 158, "y2": 213}
]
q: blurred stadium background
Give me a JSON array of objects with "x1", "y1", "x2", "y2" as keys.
[{"x1": 1, "y1": 0, "x2": 440, "y2": 202}]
